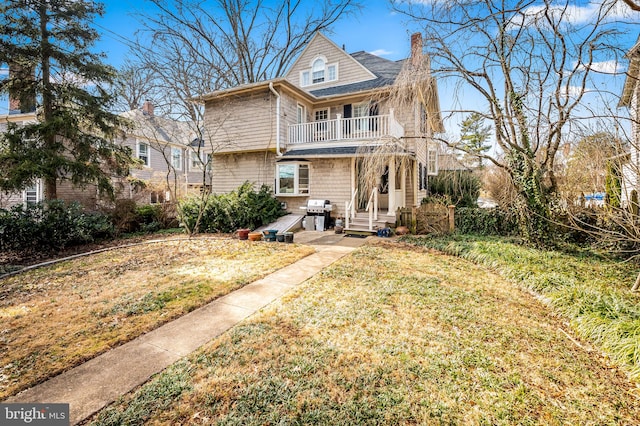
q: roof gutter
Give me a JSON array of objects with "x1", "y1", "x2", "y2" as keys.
[{"x1": 269, "y1": 82, "x2": 282, "y2": 156}]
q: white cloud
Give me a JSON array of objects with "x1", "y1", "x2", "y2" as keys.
[
  {"x1": 564, "y1": 85, "x2": 591, "y2": 98},
  {"x1": 0, "y1": 68, "x2": 8, "y2": 76},
  {"x1": 508, "y1": 1, "x2": 635, "y2": 29},
  {"x1": 574, "y1": 60, "x2": 625, "y2": 74},
  {"x1": 369, "y1": 49, "x2": 394, "y2": 57}
]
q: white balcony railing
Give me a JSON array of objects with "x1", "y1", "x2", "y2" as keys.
[{"x1": 288, "y1": 110, "x2": 404, "y2": 145}]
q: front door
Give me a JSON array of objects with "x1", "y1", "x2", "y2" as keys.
[{"x1": 354, "y1": 159, "x2": 395, "y2": 211}]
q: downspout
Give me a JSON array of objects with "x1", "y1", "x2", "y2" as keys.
[{"x1": 269, "y1": 82, "x2": 282, "y2": 156}]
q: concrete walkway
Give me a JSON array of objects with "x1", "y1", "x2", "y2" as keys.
[{"x1": 5, "y1": 231, "x2": 369, "y2": 425}]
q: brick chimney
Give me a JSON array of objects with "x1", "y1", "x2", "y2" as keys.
[
  {"x1": 410, "y1": 32, "x2": 424, "y2": 67},
  {"x1": 8, "y1": 62, "x2": 36, "y2": 114},
  {"x1": 141, "y1": 100, "x2": 154, "y2": 116}
]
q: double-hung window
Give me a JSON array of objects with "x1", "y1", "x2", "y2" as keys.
[
  {"x1": 312, "y1": 58, "x2": 325, "y2": 83},
  {"x1": 314, "y1": 108, "x2": 329, "y2": 141},
  {"x1": 427, "y1": 146, "x2": 438, "y2": 175},
  {"x1": 276, "y1": 162, "x2": 309, "y2": 195},
  {"x1": 190, "y1": 150, "x2": 211, "y2": 170},
  {"x1": 137, "y1": 141, "x2": 150, "y2": 166},
  {"x1": 171, "y1": 147, "x2": 182, "y2": 170},
  {"x1": 23, "y1": 179, "x2": 42, "y2": 205}
]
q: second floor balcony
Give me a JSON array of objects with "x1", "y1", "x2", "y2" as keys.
[{"x1": 288, "y1": 111, "x2": 404, "y2": 145}]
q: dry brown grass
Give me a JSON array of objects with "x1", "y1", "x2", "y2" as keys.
[
  {"x1": 0, "y1": 237, "x2": 314, "y2": 399},
  {"x1": 90, "y1": 241, "x2": 640, "y2": 425}
]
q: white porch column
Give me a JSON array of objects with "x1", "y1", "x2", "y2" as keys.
[
  {"x1": 350, "y1": 157, "x2": 356, "y2": 217},
  {"x1": 336, "y1": 114, "x2": 342, "y2": 140},
  {"x1": 388, "y1": 157, "x2": 396, "y2": 215},
  {"x1": 400, "y1": 162, "x2": 406, "y2": 207},
  {"x1": 413, "y1": 160, "x2": 419, "y2": 207}
]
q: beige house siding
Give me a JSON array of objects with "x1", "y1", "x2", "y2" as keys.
[
  {"x1": 278, "y1": 158, "x2": 351, "y2": 219},
  {"x1": 210, "y1": 151, "x2": 276, "y2": 194},
  {"x1": 285, "y1": 33, "x2": 375, "y2": 90},
  {"x1": 204, "y1": 89, "x2": 278, "y2": 154},
  {"x1": 56, "y1": 180, "x2": 98, "y2": 209}
]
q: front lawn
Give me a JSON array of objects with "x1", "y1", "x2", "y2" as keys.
[
  {"x1": 404, "y1": 234, "x2": 640, "y2": 381},
  {"x1": 0, "y1": 237, "x2": 315, "y2": 399},
  {"x1": 88, "y1": 241, "x2": 639, "y2": 425}
]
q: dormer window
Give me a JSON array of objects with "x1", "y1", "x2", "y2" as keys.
[
  {"x1": 312, "y1": 58, "x2": 325, "y2": 83},
  {"x1": 300, "y1": 56, "x2": 337, "y2": 87}
]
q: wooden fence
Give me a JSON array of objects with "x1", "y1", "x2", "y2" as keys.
[{"x1": 396, "y1": 204, "x2": 455, "y2": 235}]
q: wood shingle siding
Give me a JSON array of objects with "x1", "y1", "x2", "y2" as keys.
[
  {"x1": 204, "y1": 90, "x2": 278, "y2": 154},
  {"x1": 210, "y1": 151, "x2": 277, "y2": 194},
  {"x1": 285, "y1": 33, "x2": 375, "y2": 90}
]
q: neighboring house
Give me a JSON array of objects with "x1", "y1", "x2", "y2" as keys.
[
  {"x1": 0, "y1": 104, "x2": 100, "y2": 209},
  {"x1": 115, "y1": 101, "x2": 210, "y2": 204},
  {"x1": 619, "y1": 36, "x2": 640, "y2": 207},
  {"x1": 0, "y1": 97, "x2": 204, "y2": 209},
  {"x1": 196, "y1": 32, "x2": 444, "y2": 230}
]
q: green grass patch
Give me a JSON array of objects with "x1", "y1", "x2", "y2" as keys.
[
  {"x1": 402, "y1": 234, "x2": 640, "y2": 381},
  {"x1": 87, "y1": 242, "x2": 639, "y2": 425}
]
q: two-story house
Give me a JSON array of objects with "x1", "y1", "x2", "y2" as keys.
[
  {"x1": 196, "y1": 32, "x2": 444, "y2": 231},
  {"x1": 0, "y1": 96, "x2": 208, "y2": 208},
  {"x1": 115, "y1": 101, "x2": 211, "y2": 204}
]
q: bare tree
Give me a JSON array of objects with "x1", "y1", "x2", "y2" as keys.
[
  {"x1": 113, "y1": 60, "x2": 157, "y2": 113},
  {"x1": 135, "y1": 0, "x2": 360, "y2": 89},
  {"x1": 392, "y1": 0, "x2": 630, "y2": 245}
]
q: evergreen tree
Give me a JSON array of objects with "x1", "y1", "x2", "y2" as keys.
[
  {"x1": 0, "y1": 0, "x2": 133, "y2": 200},
  {"x1": 458, "y1": 112, "x2": 491, "y2": 168}
]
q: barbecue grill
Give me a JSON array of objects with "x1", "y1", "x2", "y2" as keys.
[{"x1": 301, "y1": 199, "x2": 332, "y2": 231}]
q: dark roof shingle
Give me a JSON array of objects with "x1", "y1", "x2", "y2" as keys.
[{"x1": 309, "y1": 51, "x2": 405, "y2": 98}]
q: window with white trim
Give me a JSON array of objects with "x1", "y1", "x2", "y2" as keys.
[
  {"x1": 171, "y1": 147, "x2": 182, "y2": 170},
  {"x1": 276, "y1": 162, "x2": 309, "y2": 195},
  {"x1": 314, "y1": 109, "x2": 328, "y2": 121},
  {"x1": 301, "y1": 71, "x2": 310, "y2": 86},
  {"x1": 190, "y1": 150, "x2": 211, "y2": 170},
  {"x1": 427, "y1": 146, "x2": 438, "y2": 175},
  {"x1": 137, "y1": 141, "x2": 150, "y2": 166},
  {"x1": 312, "y1": 58, "x2": 325, "y2": 83},
  {"x1": 328, "y1": 64, "x2": 337, "y2": 81},
  {"x1": 299, "y1": 56, "x2": 338, "y2": 87},
  {"x1": 23, "y1": 179, "x2": 42, "y2": 204},
  {"x1": 297, "y1": 104, "x2": 306, "y2": 124}
]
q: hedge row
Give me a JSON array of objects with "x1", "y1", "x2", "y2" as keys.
[
  {"x1": 179, "y1": 182, "x2": 285, "y2": 233},
  {"x1": 0, "y1": 200, "x2": 114, "y2": 254}
]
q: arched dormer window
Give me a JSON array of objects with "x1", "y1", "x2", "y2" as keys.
[
  {"x1": 312, "y1": 58, "x2": 325, "y2": 83},
  {"x1": 300, "y1": 56, "x2": 337, "y2": 87}
]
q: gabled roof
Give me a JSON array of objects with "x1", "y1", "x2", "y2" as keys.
[
  {"x1": 120, "y1": 109, "x2": 196, "y2": 147},
  {"x1": 283, "y1": 32, "x2": 376, "y2": 82}
]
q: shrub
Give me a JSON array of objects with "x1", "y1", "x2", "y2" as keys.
[
  {"x1": 0, "y1": 200, "x2": 114, "y2": 255},
  {"x1": 455, "y1": 207, "x2": 519, "y2": 236},
  {"x1": 112, "y1": 199, "x2": 139, "y2": 233},
  {"x1": 178, "y1": 182, "x2": 286, "y2": 234},
  {"x1": 424, "y1": 170, "x2": 481, "y2": 208}
]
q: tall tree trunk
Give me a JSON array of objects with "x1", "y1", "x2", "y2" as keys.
[{"x1": 40, "y1": 3, "x2": 56, "y2": 200}]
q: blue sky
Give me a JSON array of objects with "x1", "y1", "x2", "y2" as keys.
[
  {"x1": 3, "y1": 0, "x2": 639, "y2": 142},
  {"x1": 93, "y1": 1, "x2": 416, "y2": 67}
]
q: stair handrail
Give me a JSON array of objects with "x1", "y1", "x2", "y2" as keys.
[
  {"x1": 365, "y1": 187, "x2": 378, "y2": 231},
  {"x1": 345, "y1": 188, "x2": 358, "y2": 229}
]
